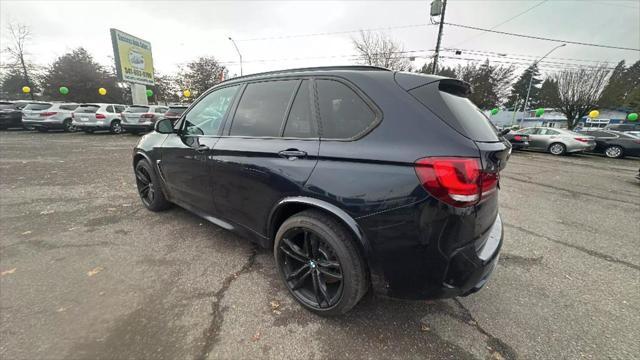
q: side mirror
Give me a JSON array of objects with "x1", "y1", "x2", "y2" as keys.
[
  {"x1": 500, "y1": 128, "x2": 511, "y2": 136},
  {"x1": 154, "y1": 118, "x2": 174, "y2": 134}
]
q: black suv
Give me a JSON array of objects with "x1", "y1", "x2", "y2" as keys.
[{"x1": 132, "y1": 66, "x2": 508, "y2": 315}]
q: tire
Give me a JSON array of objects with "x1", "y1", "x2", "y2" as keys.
[
  {"x1": 274, "y1": 210, "x2": 368, "y2": 316},
  {"x1": 548, "y1": 142, "x2": 566, "y2": 155},
  {"x1": 604, "y1": 145, "x2": 624, "y2": 159},
  {"x1": 36, "y1": 128, "x2": 48, "y2": 133},
  {"x1": 110, "y1": 120, "x2": 123, "y2": 134},
  {"x1": 134, "y1": 160, "x2": 171, "y2": 211},
  {"x1": 62, "y1": 119, "x2": 76, "y2": 132}
]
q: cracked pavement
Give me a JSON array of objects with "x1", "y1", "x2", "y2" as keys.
[{"x1": 1, "y1": 130, "x2": 639, "y2": 359}]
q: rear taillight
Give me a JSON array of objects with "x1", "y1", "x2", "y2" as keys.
[
  {"x1": 141, "y1": 113, "x2": 154, "y2": 118},
  {"x1": 40, "y1": 112, "x2": 57, "y2": 117},
  {"x1": 514, "y1": 135, "x2": 522, "y2": 141},
  {"x1": 95, "y1": 113, "x2": 106, "y2": 119},
  {"x1": 415, "y1": 157, "x2": 498, "y2": 207},
  {"x1": 574, "y1": 137, "x2": 589, "y2": 143}
]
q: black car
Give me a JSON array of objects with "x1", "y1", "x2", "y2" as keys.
[
  {"x1": 132, "y1": 66, "x2": 508, "y2": 315},
  {"x1": 164, "y1": 105, "x2": 189, "y2": 123},
  {"x1": 604, "y1": 123, "x2": 640, "y2": 132},
  {"x1": 577, "y1": 129, "x2": 640, "y2": 158},
  {"x1": 0, "y1": 101, "x2": 29, "y2": 129},
  {"x1": 502, "y1": 129, "x2": 530, "y2": 150}
]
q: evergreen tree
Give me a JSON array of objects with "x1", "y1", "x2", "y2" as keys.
[
  {"x1": 505, "y1": 64, "x2": 541, "y2": 109},
  {"x1": 417, "y1": 62, "x2": 456, "y2": 78},
  {"x1": 538, "y1": 78, "x2": 560, "y2": 109}
]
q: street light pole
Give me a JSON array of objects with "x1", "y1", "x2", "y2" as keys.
[
  {"x1": 228, "y1": 37, "x2": 243, "y2": 76},
  {"x1": 520, "y1": 43, "x2": 566, "y2": 125}
]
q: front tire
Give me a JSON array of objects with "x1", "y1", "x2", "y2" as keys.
[
  {"x1": 604, "y1": 145, "x2": 623, "y2": 159},
  {"x1": 134, "y1": 160, "x2": 171, "y2": 211},
  {"x1": 274, "y1": 210, "x2": 368, "y2": 316},
  {"x1": 110, "y1": 120, "x2": 123, "y2": 134},
  {"x1": 63, "y1": 119, "x2": 76, "y2": 132},
  {"x1": 549, "y1": 142, "x2": 566, "y2": 155}
]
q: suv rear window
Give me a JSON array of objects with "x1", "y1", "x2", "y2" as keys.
[
  {"x1": 0, "y1": 103, "x2": 15, "y2": 110},
  {"x1": 316, "y1": 79, "x2": 376, "y2": 139},
  {"x1": 75, "y1": 105, "x2": 100, "y2": 113},
  {"x1": 409, "y1": 81, "x2": 500, "y2": 142},
  {"x1": 125, "y1": 106, "x2": 149, "y2": 113},
  {"x1": 231, "y1": 80, "x2": 298, "y2": 137},
  {"x1": 59, "y1": 104, "x2": 78, "y2": 111},
  {"x1": 23, "y1": 103, "x2": 52, "y2": 111}
]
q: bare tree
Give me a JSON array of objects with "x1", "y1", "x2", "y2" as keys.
[
  {"x1": 352, "y1": 31, "x2": 411, "y2": 71},
  {"x1": 4, "y1": 22, "x2": 35, "y2": 99},
  {"x1": 553, "y1": 64, "x2": 611, "y2": 129}
]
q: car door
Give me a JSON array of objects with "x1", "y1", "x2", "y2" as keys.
[
  {"x1": 520, "y1": 128, "x2": 542, "y2": 148},
  {"x1": 160, "y1": 85, "x2": 241, "y2": 214},
  {"x1": 209, "y1": 79, "x2": 320, "y2": 235}
]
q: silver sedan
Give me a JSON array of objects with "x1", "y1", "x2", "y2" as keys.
[{"x1": 517, "y1": 127, "x2": 596, "y2": 155}]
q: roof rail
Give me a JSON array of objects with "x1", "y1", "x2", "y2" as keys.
[{"x1": 224, "y1": 65, "x2": 391, "y2": 82}]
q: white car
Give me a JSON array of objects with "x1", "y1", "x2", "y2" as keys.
[
  {"x1": 21, "y1": 102, "x2": 79, "y2": 132},
  {"x1": 72, "y1": 103, "x2": 127, "y2": 134}
]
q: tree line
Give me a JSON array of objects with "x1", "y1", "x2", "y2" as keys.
[{"x1": 353, "y1": 31, "x2": 639, "y2": 129}]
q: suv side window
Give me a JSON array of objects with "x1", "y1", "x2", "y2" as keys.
[
  {"x1": 115, "y1": 105, "x2": 126, "y2": 113},
  {"x1": 183, "y1": 85, "x2": 239, "y2": 136},
  {"x1": 106, "y1": 105, "x2": 114, "y2": 113},
  {"x1": 283, "y1": 80, "x2": 316, "y2": 138},
  {"x1": 230, "y1": 80, "x2": 298, "y2": 137},
  {"x1": 316, "y1": 79, "x2": 376, "y2": 139}
]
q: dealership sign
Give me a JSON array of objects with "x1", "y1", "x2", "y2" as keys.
[{"x1": 110, "y1": 29, "x2": 155, "y2": 86}]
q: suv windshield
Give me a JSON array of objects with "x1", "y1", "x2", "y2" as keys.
[
  {"x1": 125, "y1": 106, "x2": 149, "y2": 113},
  {"x1": 23, "y1": 103, "x2": 52, "y2": 111},
  {"x1": 75, "y1": 105, "x2": 100, "y2": 113}
]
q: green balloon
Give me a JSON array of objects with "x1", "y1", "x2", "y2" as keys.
[
  {"x1": 490, "y1": 108, "x2": 499, "y2": 115},
  {"x1": 146, "y1": 89, "x2": 153, "y2": 97},
  {"x1": 59, "y1": 86, "x2": 69, "y2": 95},
  {"x1": 535, "y1": 108, "x2": 545, "y2": 117},
  {"x1": 628, "y1": 113, "x2": 638, "y2": 121}
]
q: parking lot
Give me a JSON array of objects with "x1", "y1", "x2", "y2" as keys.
[{"x1": 0, "y1": 130, "x2": 638, "y2": 360}]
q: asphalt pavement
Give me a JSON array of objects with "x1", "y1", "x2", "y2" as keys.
[{"x1": 1, "y1": 130, "x2": 638, "y2": 360}]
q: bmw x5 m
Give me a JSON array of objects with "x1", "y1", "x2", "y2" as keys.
[{"x1": 132, "y1": 66, "x2": 509, "y2": 316}]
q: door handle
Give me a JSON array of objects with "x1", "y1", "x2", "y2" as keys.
[
  {"x1": 278, "y1": 149, "x2": 307, "y2": 160},
  {"x1": 195, "y1": 144, "x2": 210, "y2": 153}
]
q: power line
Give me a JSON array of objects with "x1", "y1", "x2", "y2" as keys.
[
  {"x1": 445, "y1": 22, "x2": 640, "y2": 51},
  {"x1": 443, "y1": 48, "x2": 611, "y2": 64},
  {"x1": 453, "y1": 0, "x2": 548, "y2": 47},
  {"x1": 236, "y1": 23, "x2": 436, "y2": 42}
]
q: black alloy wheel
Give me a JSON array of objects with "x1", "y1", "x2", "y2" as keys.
[
  {"x1": 135, "y1": 164, "x2": 155, "y2": 207},
  {"x1": 278, "y1": 228, "x2": 344, "y2": 310}
]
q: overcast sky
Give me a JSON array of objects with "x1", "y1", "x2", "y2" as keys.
[{"x1": 1, "y1": 0, "x2": 639, "y2": 79}]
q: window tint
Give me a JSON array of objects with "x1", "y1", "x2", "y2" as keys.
[
  {"x1": 231, "y1": 80, "x2": 298, "y2": 137},
  {"x1": 155, "y1": 107, "x2": 167, "y2": 113},
  {"x1": 125, "y1": 106, "x2": 149, "y2": 113},
  {"x1": 23, "y1": 103, "x2": 52, "y2": 111},
  {"x1": 183, "y1": 85, "x2": 239, "y2": 136},
  {"x1": 115, "y1": 105, "x2": 126, "y2": 113},
  {"x1": 106, "y1": 105, "x2": 114, "y2": 113},
  {"x1": 59, "y1": 104, "x2": 78, "y2": 110},
  {"x1": 316, "y1": 80, "x2": 375, "y2": 139},
  {"x1": 283, "y1": 80, "x2": 316, "y2": 138},
  {"x1": 75, "y1": 105, "x2": 99, "y2": 113}
]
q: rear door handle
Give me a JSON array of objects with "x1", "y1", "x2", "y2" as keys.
[{"x1": 278, "y1": 149, "x2": 307, "y2": 160}]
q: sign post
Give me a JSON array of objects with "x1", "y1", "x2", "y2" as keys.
[{"x1": 110, "y1": 29, "x2": 155, "y2": 105}]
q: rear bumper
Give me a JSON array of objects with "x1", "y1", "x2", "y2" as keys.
[
  {"x1": 360, "y1": 199, "x2": 503, "y2": 300},
  {"x1": 122, "y1": 123, "x2": 153, "y2": 132}
]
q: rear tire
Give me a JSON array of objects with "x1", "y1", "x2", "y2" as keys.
[
  {"x1": 548, "y1": 142, "x2": 566, "y2": 155},
  {"x1": 604, "y1": 145, "x2": 624, "y2": 159},
  {"x1": 274, "y1": 210, "x2": 368, "y2": 316},
  {"x1": 63, "y1": 119, "x2": 76, "y2": 132},
  {"x1": 110, "y1": 120, "x2": 123, "y2": 134},
  {"x1": 134, "y1": 160, "x2": 171, "y2": 211}
]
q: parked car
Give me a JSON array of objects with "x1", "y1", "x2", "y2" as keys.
[
  {"x1": 625, "y1": 131, "x2": 640, "y2": 138},
  {"x1": 132, "y1": 66, "x2": 508, "y2": 315},
  {"x1": 604, "y1": 123, "x2": 640, "y2": 133},
  {"x1": 516, "y1": 127, "x2": 595, "y2": 155},
  {"x1": 72, "y1": 103, "x2": 126, "y2": 134},
  {"x1": 164, "y1": 105, "x2": 188, "y2": 123},
  {"x1": 502, "y1": 130, "x2": 530, "y2": 150},
  {"x1": 576, "y1": 129, "x2": 640, "y2": 158},
  {"x1": 21, "y1": 102, "x2": 79, "y2": 132},
  {"x1": 121, "y1": 105, "x2": 168, "y2": 134},
  {"x1": 0, "y1": 100, "x2": 30, "y2": 129}
]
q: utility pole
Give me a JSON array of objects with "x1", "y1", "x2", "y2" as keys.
[
  {"x1": 432, "y1": 0, "x2": 447, "y2": 75},
  {"x1": 228, "y1": 37, "x2": 243, "y2": 76}
]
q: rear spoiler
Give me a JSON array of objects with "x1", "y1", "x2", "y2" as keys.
[{"x1": 394, "y1": 72, "x2": 472, "y2": 97}]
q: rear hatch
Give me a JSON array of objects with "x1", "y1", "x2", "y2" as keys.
[
  {"x1": 122, "y1": 105, "x2": 150, "y2": 123},
  {"x1": 74, "y1": 104, "x2": 100, "y2": 123},
  {"x1": 397, "y1": 73, "x2": 510, "y2": 240},
  {"x1": 22, "y1": 103, "x2": 53, "y2": 121}
]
